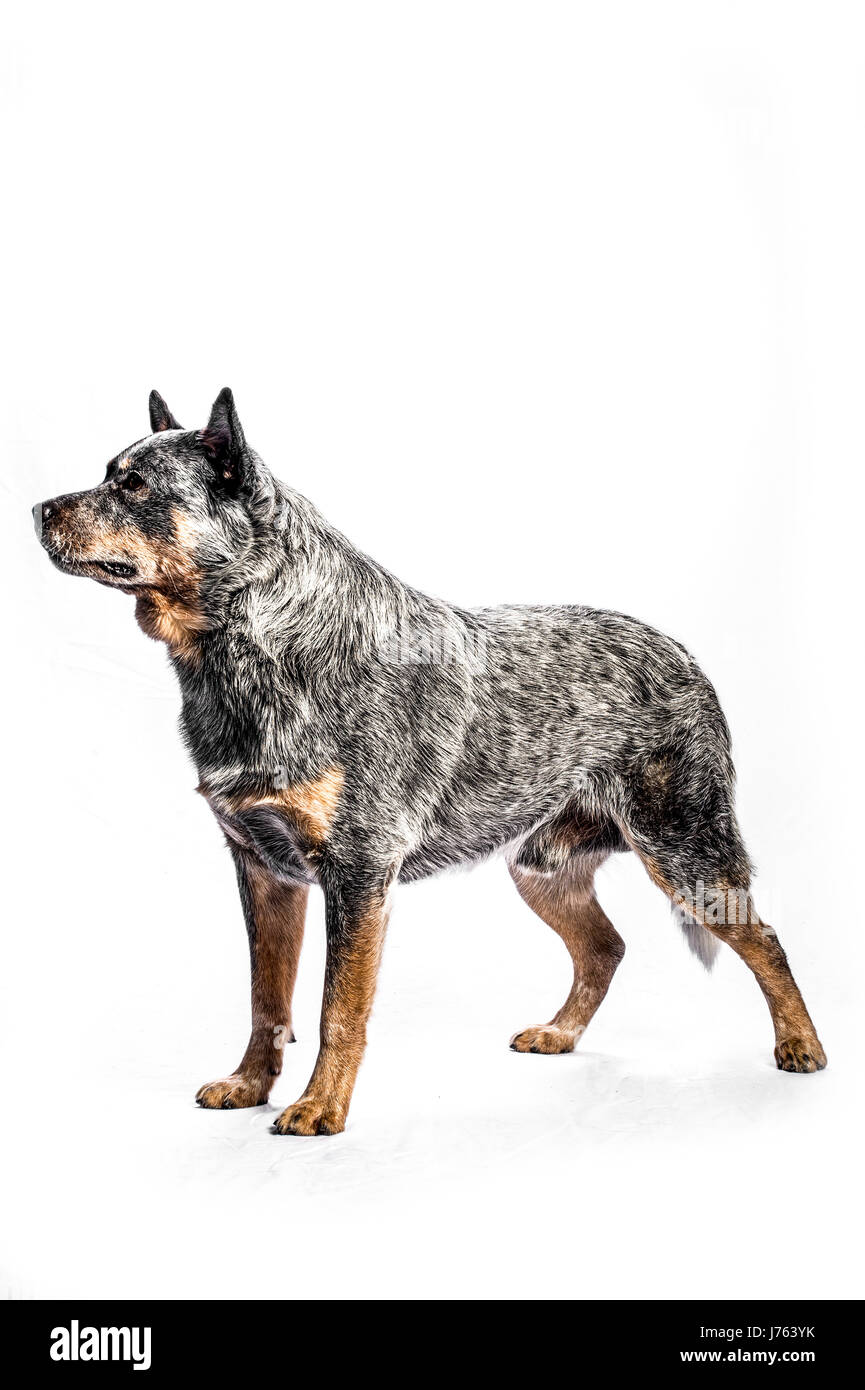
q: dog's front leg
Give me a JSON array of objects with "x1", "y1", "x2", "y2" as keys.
[
  {"x1": 273, "y1": 872, "x2": 392, "y2": 1136},
  {"x1": 197, "y1": 853, "x2": 308, "y2": 1110}
]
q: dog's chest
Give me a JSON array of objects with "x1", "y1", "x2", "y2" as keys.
[{"x1": 199, "y1": 768, "x2": 344, "y2": 884}]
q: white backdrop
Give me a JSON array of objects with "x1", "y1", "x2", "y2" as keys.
[{"x1": 2, "y1": 1, "x2": 863, "y2": 1299}]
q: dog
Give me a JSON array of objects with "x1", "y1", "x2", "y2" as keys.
[{"x1": 33, "y1": 388, "x2": 826, "y2": 1135}]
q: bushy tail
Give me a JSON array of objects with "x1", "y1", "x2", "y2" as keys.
[{"x1": 674, "y1": 905, "x2": 720, "y2": 970}]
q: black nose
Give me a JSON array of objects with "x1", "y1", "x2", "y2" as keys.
[{"x1": 33, "y1": 500, "x2": 55, "y2": 535}]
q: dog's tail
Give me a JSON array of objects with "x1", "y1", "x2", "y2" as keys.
[{"x1": 674, "y1": 903, "x2": 721, "y2": 970}]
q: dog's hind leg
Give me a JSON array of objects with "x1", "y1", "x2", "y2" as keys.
[
  {"x1": 507, "y1": 823, "x2": 625, "y2": 1054},
  {"x1": 196, "y1": 854, "x2": 308, "y2": 1109},
  {"x1": 643, "y1": 849, "x2": 826, "y2": 1073},
  {"x1": 620, "y1": 748, "x2": 826, "y2": 1073},
  {"x1": 715, "y1": 910, "x2": 827, "y2": 1073}
]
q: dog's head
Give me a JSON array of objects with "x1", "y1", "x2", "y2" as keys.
[{"x1": 34, "y1": 388, "x2": 260, "y2": 603}]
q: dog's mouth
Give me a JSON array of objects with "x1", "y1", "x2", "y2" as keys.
[
  {"x1": 45, "y1": 547, "x2": 140, "y2": 587},
  {"x1": 90, "y1": 559, "x2": 137, "y2": 581}
]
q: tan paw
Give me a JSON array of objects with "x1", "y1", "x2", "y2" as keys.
[
  {"x1": 774, "y1": 1037, "x2": 827, "y2": 1073},
  {"x1": 195, "y1": 1073, "x2": 271, "y2": 1109},
  {"x1": 509, "y1": 1023, "x2": 582, "y2": 1054},
  {"x1": 272, "y1": 1095, "x2": 345, "y2": 1136}
]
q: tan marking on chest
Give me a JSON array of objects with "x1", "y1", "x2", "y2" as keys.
[{"x1": 205, "y1": 767, "x2": 345, "y2": 847}]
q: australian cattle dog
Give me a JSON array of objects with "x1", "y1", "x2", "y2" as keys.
[{"x1": 33, "y1": 389, "x2": 826, "y2": 1134}]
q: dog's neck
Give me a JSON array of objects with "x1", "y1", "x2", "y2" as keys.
[
  {"x1": 162, "y1": 482, "x2": 411, "y2": 683},
  {"x1": 154, "y1": 477, "x2": 481, "y2": 797},
  {"x1": 161, "y1": 489, "x2": 416, "y2": 789}
]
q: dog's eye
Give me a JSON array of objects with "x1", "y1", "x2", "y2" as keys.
[{"x1": 121, "y1": 470, "x2": 145, "y2": 492}]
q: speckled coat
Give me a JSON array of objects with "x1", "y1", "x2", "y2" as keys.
[{"x1": 34, "y1": 389, "x2": 826, "y2": 1135}]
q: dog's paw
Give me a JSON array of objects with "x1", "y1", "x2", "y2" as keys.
[
  {"x1": 272, "y1": 1095, "x2": 345, "y2": 1136},
  {"x1": 774, "y1": 1037, "x2": 827, "y2": 1073},
  {"x1": 509, "y1": 1023, "x2": 582, "y2": 1054},
  {"x1": 195, "y1": 1074, "x2": 271, "y2": 1109}
]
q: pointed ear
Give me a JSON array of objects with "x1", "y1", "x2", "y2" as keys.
[
  {"x1": 198, "y1": 387, "x2": 247, "y2": 489},
  {"x1": 149, "y1": 389, "x2": 182, "y2": 433}
]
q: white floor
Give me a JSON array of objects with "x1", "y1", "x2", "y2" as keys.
[{"x1": 3, "y1": 805, "x2": 858, "y2": 1300}]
